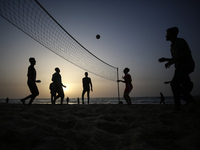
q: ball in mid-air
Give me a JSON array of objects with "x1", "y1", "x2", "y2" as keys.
[{"x1": 96, "y1": 34, "x2": 100, "y2": 39}]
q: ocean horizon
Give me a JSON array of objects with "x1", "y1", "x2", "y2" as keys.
[{"x1": 0, "y1": 97, "x2": 176, "y2": 105}]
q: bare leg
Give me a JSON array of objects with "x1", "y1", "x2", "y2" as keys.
[
  {"x1": 28, "y1": 94, "x2": 37, "y2": 105},
  {"x1": 87, "y1": 91, "x2": 90, "y2": 104},
  {"x1": 82, "y1": 90, "x2": 86, "y2": 104},
  {"x1": 20, "y1": 95, "x2": 32, "y2": 105},
  {"x1": 61, "y1": 98, "x2": 63, "y2": 105},
  {"x1": 124, "y1": 95, "x2": 131, "y2": 105}
]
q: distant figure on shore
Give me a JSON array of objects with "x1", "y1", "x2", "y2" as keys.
[
  {"x1": 6, "y1": 97, "x2": 9, "y2": 103},
  {"x1": 117, "y1": 68, "x2": 133, "y2": 105},
  {"x1": 77, "y1": 97, "x2": 80, "y2": 104},
  {"x1": 158, "y1": 27, "x2": 195, "y2": 110},
  {"x1": 52, "y1": 67, "x2": 66, "y2": 105},
  {"x1": 160, "y1": 92, "x2": 165, "y2": 104},
  {"x1": 82, "y1": 72, "x2": 93, "y2": 104},
  {"x1": 118, "y1": 101, "x2": 123, "y2": 104},
  {"x1": 66, "y1": 97, "x2": 69, "y2": 104},
  {"x1": 21, "y1": 57, "x2": 41, "y2": 105},
  {"x1": 49, "y1": 82, "x2": 56, "y2": 104}
]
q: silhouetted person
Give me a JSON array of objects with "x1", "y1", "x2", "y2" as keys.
[
  {"x1": 77, "y1": 97, "x2": 80, "y2": 104},
  {"x1": 21, "y1": 57, "x2": 41, "y2": 105},
  {"x1": 6, "y1": 97, "x2": 9, "y2": 103},
  {"x1": 117, "y1": 68, "x2": 133, "y2": 105},
  {"x1": 160, "y1": 92, "x2": 165, "y2": 104},
  {"x1": 49, "y1": 82, "x2": 56, "y2": 104},
  {"x1": 66, "y1": 97, "x2": 69, "y2": 104},
  {"x1": 158, "y1": 27, "x2": 195, "y2": 110},
  {"x1": 82, "y1": 72, "x2": 93, "y2": 104},
  {"x1": 52, "y1": 67, "x2": 66, "y2": 105}
]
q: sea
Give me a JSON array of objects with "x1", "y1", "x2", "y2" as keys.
[{"x1": 0, "y1": 97, "x2": 176, "y2": 104}]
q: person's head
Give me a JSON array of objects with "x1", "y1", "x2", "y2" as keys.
[
  {"x1": 123, "y1": 68, "x2": 130, "y2": 74},
  {"x1": 85, "y1": 72, "x2": 88, "y2": 77},
  {"x1": 29, "y1": 57, "x2": 36, "y2": 65},
  {"x1": 55, "y1": 67, "x2": 60, "y2": 73},
  {"x1": 166, "y1": 27, "x2": 179, "y2": 41}
]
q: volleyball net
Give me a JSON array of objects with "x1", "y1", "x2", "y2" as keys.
[{"x1": 0, "y1": 0, "x2": 118, "y2": 81}]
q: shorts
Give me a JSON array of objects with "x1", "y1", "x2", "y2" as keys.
[
  {"x1": 28, "y1": 81, "x2": 39, "y2": 96},
  {"x1": 124, "y1": 84, "x2": 133, "y2": 95}
]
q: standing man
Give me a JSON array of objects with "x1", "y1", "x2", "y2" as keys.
[
  {"x1": 52, "y1": 67, "x2": 66, "y2": 104},
  {"x1": 158, "y1": 27, "x2": 195, "y2": 110},
  {"x1": 21, "y1": 57, "x2": 41, "y2": 105},
  {"x1": 82, "y1": 72, "x2": 93, "y2": 104}
]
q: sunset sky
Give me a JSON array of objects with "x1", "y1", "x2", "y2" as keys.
[{"x1": 0, "y1": 0, "x2": 200, "y2": 99}]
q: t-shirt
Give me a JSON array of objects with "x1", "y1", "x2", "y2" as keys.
[
  {"x1": 170, "y1": 38, "x2": 194, "y2": 70},
  {"x1": 27, "y1": 65, "x2": 36, "y2": 82},
  {"x1": 52, "y1": 73, "x2": 62, "y2": 87}
]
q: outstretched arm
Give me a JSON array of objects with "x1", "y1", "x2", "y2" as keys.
[
  {"x1": 158, "y1": 57, "x2": 173, "y2": 63},
  {"x1": 90, "y1": 82, "x2": 93, "y2": 91},
  {"x1": 164, "y1": 81, "x2": 171, "y2": 84},
  {"x1": 117, "y1": 80, "x2": 125, "y2": 83},
  {"x1": 158, "y1": 57, "x2": 174, "y2": 68},
  {"x1": 36, "y1": 80, "x2": 41, "y2": 83}
]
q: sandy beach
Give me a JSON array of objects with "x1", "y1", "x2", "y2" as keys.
[{"x1": 0, "y1": 103, "x2": 200, "y2": 150}]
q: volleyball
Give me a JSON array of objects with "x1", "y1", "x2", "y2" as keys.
[{"x1": 96, "y1": 34, "x2": 100, "y2": 39}]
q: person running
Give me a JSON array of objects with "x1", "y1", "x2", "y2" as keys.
[
  {"x1": 158, "y1": 27, "x2": 195, "y2": 110},
  {"x1": 117, "y1": 68, "x2": 133, "y2": 105},
  {"x1": 52, "y1": 67, "x2": 66, "y2": 104},
  {"x1": 21, "y1": 57, "x2": 41, "y2": 105},
  {"x1": 82, "y1": 72, "x2": 93, "y2": 104}
]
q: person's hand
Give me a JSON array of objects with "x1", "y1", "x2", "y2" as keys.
[
  {"x1": 165, "y1": 60, "x2": 174, "y2": 68},
  {"x1": 158, "y1": 57, "x2": 166, "y2": 63},
  {"x1": 165, "y1": 63, "x2": 170, "y2": 68},
  {"x1": 164, "y1": 81, "x2": 171, "y2": 84},
  {"x1": 36, "y1": 80, "x2": 41, "y2": 83}
]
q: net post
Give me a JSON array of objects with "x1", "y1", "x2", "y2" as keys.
[{"x1": 117, "y1": 68, "x2": 120, "y2": 101}]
